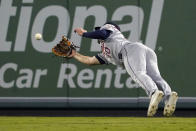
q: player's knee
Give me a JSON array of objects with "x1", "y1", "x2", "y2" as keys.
[
  {"x1": 134, "y1": 71, "x2": 147, "y2": 79},
  {"x1": 135, "y1": 71, "x2": 146, "y2": 76}
]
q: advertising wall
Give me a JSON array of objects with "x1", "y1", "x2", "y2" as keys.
[{"x1": 0, "y1": 0, "x2": 195, "y2": 108}]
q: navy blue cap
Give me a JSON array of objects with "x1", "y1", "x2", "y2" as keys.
[
  {"x1": 94, "y1": 21, "x2": 120, "y2": 31},
  {"x1": 105, "y1": 21, "x2": 120, "y2": 31}
]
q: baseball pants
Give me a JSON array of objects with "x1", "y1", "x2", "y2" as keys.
[{"x1": 121, "y1": 42, "x2": 171, "y2": 97}]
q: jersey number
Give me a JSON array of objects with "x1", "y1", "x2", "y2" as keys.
[{"x1": 101, "y1": 42, "x2": 111, "y2": 57}]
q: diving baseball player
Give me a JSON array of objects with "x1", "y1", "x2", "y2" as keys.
[{"x1": 72, "y1": 22, "x2": 178, "y2": 117}]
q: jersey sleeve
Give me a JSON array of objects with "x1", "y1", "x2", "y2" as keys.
[
  {"x1": 82, "y1": 29, "x2": 112, "y2": 40},
  {"x1": 95, "y1": 53, "x2": 109, "y2": 65}
]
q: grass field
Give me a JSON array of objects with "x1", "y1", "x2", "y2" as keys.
[{"x1": 0, "y1": 117, "x2": 196, "y2": 131}]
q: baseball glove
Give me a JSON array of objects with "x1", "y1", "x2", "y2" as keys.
[{"x1": 52, "y1": 36, "x2": 78, "y2": 58}]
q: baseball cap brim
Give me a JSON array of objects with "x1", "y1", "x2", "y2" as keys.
[{"x1": 94, "y1": 27, "x2": 101, "y2": 30}]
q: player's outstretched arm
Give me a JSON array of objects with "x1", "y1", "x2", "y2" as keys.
[
  {"x1": 74, "y1": 28, "x2": 111, "y2": 40},
  {"x1": 74, "y1": 28, "x2": 87, "y2": 36},
  {"x1": 70, "y1": 50, "x2": 100, "y2": 65}
]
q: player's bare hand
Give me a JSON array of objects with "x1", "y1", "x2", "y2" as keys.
[{"x1": 74, "y1": 28, "x2": 87, "y2": 36}]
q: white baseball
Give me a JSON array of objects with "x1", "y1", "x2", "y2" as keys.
[{"x1": 35, "y1": 33, "x2": 42, "y2": 40}]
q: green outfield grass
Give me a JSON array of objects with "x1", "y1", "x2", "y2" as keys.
[{"x1": 0, "y1": 117, "x2": 196, "y2": 131}]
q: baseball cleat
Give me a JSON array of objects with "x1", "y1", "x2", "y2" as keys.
[
  {"x1": 163, "y1": 92, "x2": 178, "y2": 117},
  {"x1": 147, "y1": 90, "x2": 164, "y2": 117}
]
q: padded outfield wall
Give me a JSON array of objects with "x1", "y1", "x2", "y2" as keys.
[{"x1": 0, "y1": 0, "x2": 195, "y2": 108}]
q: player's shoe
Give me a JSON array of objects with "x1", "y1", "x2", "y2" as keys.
[
  {"x1": 163, "y1": 91, "x2": 178, "y2": 117},
  {"x1": 147, "y1": 90, "x2": 164, "y2": 117}
]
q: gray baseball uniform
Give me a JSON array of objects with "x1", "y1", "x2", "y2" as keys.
[{"x1": 96, "y1": 24, "x2": 171, "y2": 97}]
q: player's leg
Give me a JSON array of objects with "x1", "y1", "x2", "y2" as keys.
[
  {"x1": 122, "y1": 43, "x2": 163, "y2": 116},
  {"x1": 145, "y1": 47, "x2": 178, "y2": 116},
  {"x1": 146, "y1": 48, "x2": 171, "y2": 96}
]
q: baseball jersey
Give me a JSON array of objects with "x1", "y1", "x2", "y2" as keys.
[{"x1": 96, "y1": 24, "x2": 130, "y2": 65}]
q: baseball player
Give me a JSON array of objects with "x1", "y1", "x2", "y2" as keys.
[{"x1": 72, "y1": 22, "x2": 178, "y2": 117}]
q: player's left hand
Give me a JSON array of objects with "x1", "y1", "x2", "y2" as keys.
[
  {"x1": 67, "y1": 49, "x2": 76, "y2": 58},
  {"x1": 52, "y1": 36, "x2": 78, "y2": 58},
  {"x1": 74, "y1": 28, "x2": 87, "y2": 36}
]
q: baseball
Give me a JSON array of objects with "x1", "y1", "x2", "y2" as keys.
[{"x1": 35, "y1": 33, "x2": 42, "y2": 40}]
